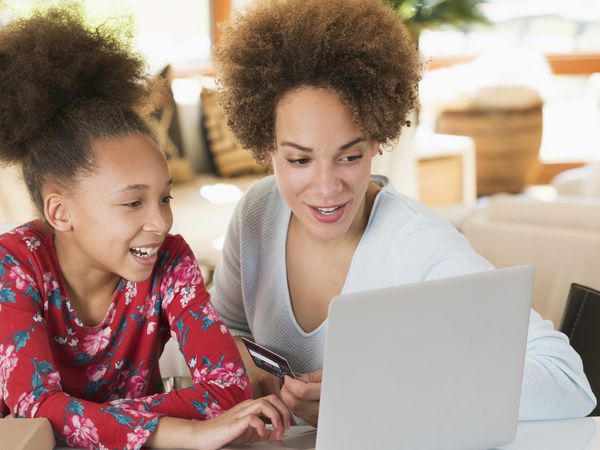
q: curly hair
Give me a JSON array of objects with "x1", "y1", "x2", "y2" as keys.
[
  {"x1": 215, "y1": 0, "x2": 422, "y2": 162},
  {"x1": 0, "y1": 7, "x2": 155, "y2": 214}
]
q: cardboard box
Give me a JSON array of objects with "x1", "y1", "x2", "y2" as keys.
[{"x1": 0, "y1": 418, "x2": 55, "y2": 450}]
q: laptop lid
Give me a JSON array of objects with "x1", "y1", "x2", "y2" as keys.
[{"x1": 316, "y1": 265, "x2": 533, "y2": 450}]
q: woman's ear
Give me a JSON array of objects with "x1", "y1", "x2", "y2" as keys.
[
  {"x1": 44, "y1": 192, "x2": 72, "y2": 232},
  {"x1": 371, "y1": 141, "x2": 382, "y2": 157}
]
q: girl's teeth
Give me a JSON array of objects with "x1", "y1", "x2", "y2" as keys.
[{"x1": 131, "y1": 247, "x2": 158, "y2": 258}]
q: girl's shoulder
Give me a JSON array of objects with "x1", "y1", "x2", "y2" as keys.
[
  {"x1": 158, "y1": 233, "x2": 189, "y2": 259},
  {"x1": 153, "y1": 233, "x2": 198, "y2": 276},
  {"x1": 0, "y1": 220, "x2": 53, "y2": 260}
]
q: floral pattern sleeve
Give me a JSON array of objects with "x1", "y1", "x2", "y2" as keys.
[
  {"x1": 0, "y1": 245, "x2": 161, "y2": 449},
  {"x1": 0, "y1": 224, "x2": 250, "y2": 450},
  {"x1": 137, "y1": 238, "x2": 252, "y2": 419}
]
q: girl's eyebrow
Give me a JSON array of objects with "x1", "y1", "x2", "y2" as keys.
[
  {"x1": 279, "y1": 136, "x2": 366, "y2": 152},
  {"x1": 113, "y1": 179, "x2": 173, "y2": 194}
]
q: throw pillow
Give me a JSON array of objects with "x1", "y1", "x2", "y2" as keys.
[{"x1": 201, "y1": 88, "x2": 268, "y2": 177}]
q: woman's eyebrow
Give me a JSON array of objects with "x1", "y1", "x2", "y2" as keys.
[
  {"x1": 339, "y1": 137, "x2": 366, "y2": 150},
  {"x1": 280, "y1": 141, "x2": 313, "y2": 152},
  {"x1": 279, "y1": 136, "x2": 366, "y2": 152}
]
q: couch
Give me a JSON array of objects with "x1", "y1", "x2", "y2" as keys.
[{"x1": 459, "y1": 193, "x2": 600, "y2": 326}]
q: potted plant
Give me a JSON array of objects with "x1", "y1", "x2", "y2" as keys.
[{"x1": 383, "y1": 0, "x2": 489, "y2": 46}]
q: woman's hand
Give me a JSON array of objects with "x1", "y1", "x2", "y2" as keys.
[
  {"x1": 249, "y1": 361, "x2": 284, "y2": 399},
  {"x1": 233, "y1": 336, "x2": 282, "y2": 399},
  {"x1": 281, "y1": 369, "x2": 322, "y2": 427},
  {"x1": 190, "y1": 395, "x2": 291, "y2": 450}
]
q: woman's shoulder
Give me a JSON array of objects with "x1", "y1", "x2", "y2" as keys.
[
  {"x1": 373, "y1": 183, "x2": 444, "y2": 227},
  {"x1": 371, "y1": 184, "x2": 470, "y2": 247},
  {"x1": 241, "y1": 175, "x2": 281, "y2": 208},
  {"x1": 235, "y1": 175, "x2": 287, "y2": 225}
]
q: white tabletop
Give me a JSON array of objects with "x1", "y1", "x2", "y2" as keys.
[
  {"x1": 217, "y1": 418, "x2": 600, "y2": 450},
  {"x1": 54, "y1": 417, "x2": 600, "y2": 449}
]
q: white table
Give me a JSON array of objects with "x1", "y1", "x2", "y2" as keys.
[
  {"x1": 218, "y1": 418, "x2": 600, "y2": 450},
  {"x1": 54, "y1": 417, "x2": 600, "y2": 449}
]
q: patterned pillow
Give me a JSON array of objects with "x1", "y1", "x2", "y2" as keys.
[
  {"x1": 201, "y1": 89, "x2": 267, "y2": 177},
  {"x1": 150, "y1": 65, "x2": 184, "y2": 159}
]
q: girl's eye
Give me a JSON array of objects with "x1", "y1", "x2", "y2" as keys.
[
  {"x1": 288, "y1": 158, "x2": 311, "y2": 165},
  {"x1": 124, "y1": 200, "x2": 142, "y2": 208},
  {"x1": 161, "y1": 195, "x2": 173, "y2": 204}
]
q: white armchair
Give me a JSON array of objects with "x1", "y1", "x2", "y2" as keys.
[
  {"x1": 460, "y1": 194, "x2": 600, "y2": 326},
  {"x1": 552, "y1": 162, "x2": 600, "y2": 199}
]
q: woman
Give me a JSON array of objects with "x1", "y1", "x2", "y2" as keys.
[
  {"x1": 212, "y1": 0, "x2": 595, "y2": 427},
  {"x1": 0, "y1": 8, "x2": 289, "y2": 450}
]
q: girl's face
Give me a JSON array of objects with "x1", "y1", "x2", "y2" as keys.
[
  {"x1": 53, "y1": 134, "x2": 173, "y2": 282},
  {"x1": 270, "y1": 87, "x2": 379, "y2": 242}
]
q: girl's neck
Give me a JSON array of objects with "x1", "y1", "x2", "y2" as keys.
[{"x1": 53, "y1": 233, "x2": 120, "y2": 315}]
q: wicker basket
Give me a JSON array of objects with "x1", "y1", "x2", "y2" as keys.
[{"x1": 436, "y1": 105, "x2": 543, "y2": 196}]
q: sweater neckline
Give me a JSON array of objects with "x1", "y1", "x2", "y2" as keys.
[{"x1": 279, "y1": 176, "x2": 391, "y2": 337}]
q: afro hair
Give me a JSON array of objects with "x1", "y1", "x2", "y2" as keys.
[
  {"x1": 0, "y1": 7, "x2": 155, "y2": 213},
  {"x1": 215, "y1": 0, "x2": 422, "y2": 162}
]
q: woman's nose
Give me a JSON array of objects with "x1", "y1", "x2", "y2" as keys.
[{"x1": 314, "y1": 164, "x2": 343, "y2": 197}]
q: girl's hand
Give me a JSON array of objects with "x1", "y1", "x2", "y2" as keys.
[
  {"x1": 281, "y1": 369, "x2": 322, "y2": 427},
  {"x1": 190, "y1": 395, "x2": 291, "y2": 450}
]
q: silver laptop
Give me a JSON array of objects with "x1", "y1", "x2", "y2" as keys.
[{"x1": 225, "y1": 265, "x2": 533, "y2": 450}]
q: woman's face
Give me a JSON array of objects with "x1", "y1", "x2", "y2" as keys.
[
  {"x1": 271, "y1": 87, "x2": 379, "y2": 242},
  {"x1": 55, "y1": 134, "x2": 173, "y2": 282}
]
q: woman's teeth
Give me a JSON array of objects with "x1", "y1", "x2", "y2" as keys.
[
  {"x1": 130, "y1": 247, "x2": 158, "y2": 258},
  {"x1": 316, "y1": 206, "x2": 340, "y2": 216}
]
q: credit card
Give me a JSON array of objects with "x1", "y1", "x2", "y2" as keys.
[{"x1": 241, "y1": 337, "x2": 297, "y2": 379}]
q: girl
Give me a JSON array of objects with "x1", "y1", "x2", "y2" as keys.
[{"x1": 0, "y1": 8, "x2": 289, "y2": 450}]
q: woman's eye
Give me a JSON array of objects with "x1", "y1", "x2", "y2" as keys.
[
  {"x1": 288, "y1": 158, "x2": 310, "y2": 165},
  {"x1": 342, "y1": 154, "x2": 364, "y2": 162},
  {"x1": 124, "y1": 200, "x2": 142, "y2": 208},
  {"x1": 161, "y1": 195, "x2": 173, "y2": 204}
]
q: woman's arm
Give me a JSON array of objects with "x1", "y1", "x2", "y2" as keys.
[
  {"x1": 209, "y1": 201, "x2": 252, "y2": 336},
  {"x1": 423, "y1": 248, "x2": 596, "y2": 420},
  {"x1": 232, "y1": 336, "x2": 283, "y2": 399},
  {"x1": 518, "y1": 310, "x2": 596, "y2": 420}
]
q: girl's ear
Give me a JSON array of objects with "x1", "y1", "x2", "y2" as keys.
[{"x1": 44, "y1": 191, "x2": 72, "y2": 232}]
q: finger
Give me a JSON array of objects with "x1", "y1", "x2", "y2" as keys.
[
  {"x1": 268, "y1": 427, "x2": 287, "y2": 441},
  {"x1": 245, "y1": 414, "x2": 267, "y2": 438},
  {"x1": 240, "y1": 397, "x2": 286, "y2": 430},
  {"x1": 263, "y1": 394, "x2": 292, "y2": 429},
  {"x1": 281, "y1": 384, "x2": 301, "y2": 410},
  {"x1": 299, "y1": 369, "x2": 323, "y2": 383},
  {"x1": 283, "y1": 376, "x2": 322, "y2": 400}
]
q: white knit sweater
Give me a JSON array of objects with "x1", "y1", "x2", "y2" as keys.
[{"x1": 210, "y1": 175, "x2": 596, "y2": 420}]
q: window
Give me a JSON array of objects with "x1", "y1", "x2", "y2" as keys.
[
  {"x1": 420, "y1": 0, "x2": 600, "y2": 57},
  {"x1": 419, "y1": 0, "x2": 600, "y2": 166},
  {"x1": 0, "y1": 0, "x2": 212, "y2": 73}
]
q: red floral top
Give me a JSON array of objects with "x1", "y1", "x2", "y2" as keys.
[{"x1": 0, "y1": 221, "x2": 251, "y2": 449}]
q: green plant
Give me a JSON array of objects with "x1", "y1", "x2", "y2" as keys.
[{"x1": 383, "y1": 0, "x2": 489, "y2": 43}]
